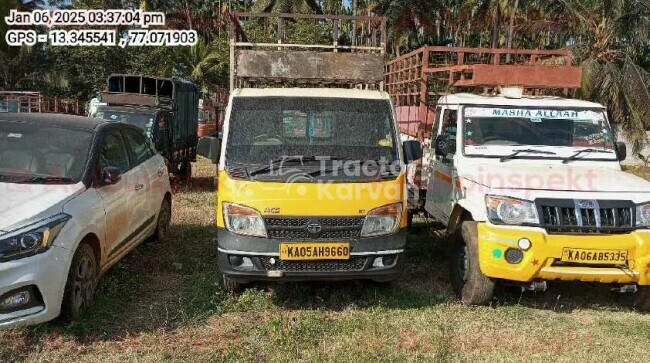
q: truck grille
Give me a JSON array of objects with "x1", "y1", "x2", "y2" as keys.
[
  {"x1": 264, "y1": 216, "x2": 365, "y2": 240},
  {"x1": 259, "y1": 257, "x2": 367, "y2": 272},
  {"x1": 536, "y1": 199, "x2": 635, "y2": 234}
]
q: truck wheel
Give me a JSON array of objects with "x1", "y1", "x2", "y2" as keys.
[
  {"x1": 449, "y1": 221, "x2": 495, "y2": 305},
  {"x1": 222, "y1": 275, "x2": 243, "y2": 294},
  {"x1": 179, "y1": 161, "x2": 192, "y2": 184},
  {"x1": 154, "y1": 197, "x2": 172, "y2": 242},
  {"x1": 622, "y1": 286, "x2": 650, "y2": 312},
  {"x1": 61, "y1": 243, "x2": 98, "y2": 320}
]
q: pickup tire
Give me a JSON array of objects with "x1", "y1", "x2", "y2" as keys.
[
  {"x1": 449, "y1": 221, "x2": 495, "y2": 305},
  {"x1": 622, "y1": 286, "x2": 650, "y2": 312},
  {"x1": 222, "y1": 275, "x2": 243, "y2": 294}
]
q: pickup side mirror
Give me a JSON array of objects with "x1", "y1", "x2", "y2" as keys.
[
  {"x1": 616, "y1": 141, "x2": 627, "y2": 161},
  {"x1": 434, "y1": 135, "x2": 456, "y2": 157},
  {"x1": 197, "y1": 135, "x2": 220, "y2": 164},
  {"x1": 403, "y1": 140, "x2": 423, "y2": 163},
  {"x1": 102, "y1": 166, "x2": 122, "y2": 186}
]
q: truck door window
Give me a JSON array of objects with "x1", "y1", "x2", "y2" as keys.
[{"x1": 441, "y1": 109, "x2": 458, "y2": 155}]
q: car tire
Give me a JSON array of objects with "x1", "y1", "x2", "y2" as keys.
[
  {"x1": 621, "y1": 286, "x2": 650, "y2": 312},
  {"x1": 61, "y1": 243, "x2": 98, "y2": 321},
  {"x1": 449, "y1": 221, "x2": 495, "y2": 305},
  {"x1": 222, "y1": 275, "x2": 243, "y2": 294},
  {"x1": 154, "y1": 197, "x2": 172, "y2": 242}
]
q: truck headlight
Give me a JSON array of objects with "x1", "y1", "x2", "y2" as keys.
[
  {"x1": 636, "y1": 203, "x2": 650, "y2": 227},
  {"x1": 486, "y1": 195, "x2": 539, "y2": 225},
  {"x1": 361, "y1": 203, "x2": 402, "y2": 237},
  {"x1": 223, "y1": 203, "x2": 267, "y2": 237},
  {"x1": 0, "y1": 214, "x2": 71, "y2": 262}
]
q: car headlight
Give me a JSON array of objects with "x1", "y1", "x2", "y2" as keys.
[
  {"x1": 0, "y1": 214, "x2": 71, "y2": 262},
  {"x1": 223, "y1": 203, "x2": 267, "y2": 237},
  {"x1": 486, "y1": 195, "x2": 539, "y2": 225},
  {"x1": 360, "y1": 203, "x2": 403, "y2": 237},
  {"x1": 636, "y1": 203, "x2": 650, "y2": 227}
]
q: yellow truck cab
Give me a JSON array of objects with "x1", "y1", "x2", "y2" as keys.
[
  {"x1": 426, "y1": 90, "x2": 650, "y2": 307},
  {"x1": 197, "y1": 13, "x2": 422, "y2": 290}
]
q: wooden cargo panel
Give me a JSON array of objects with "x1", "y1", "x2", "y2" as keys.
[{"x1": 237, "y1": 50, "x2": 385, "y2": 82}]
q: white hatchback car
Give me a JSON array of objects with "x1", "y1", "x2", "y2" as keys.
[{"x1": 0, "y1": 113, "x2": 172, "y2": 328}]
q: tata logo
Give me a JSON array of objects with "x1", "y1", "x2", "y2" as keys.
[
  {"x1": 578, "y1": 200, "x2": 596, "y2": 209},
  {"x1": 306, "y1": 220, "x2": 322, "y2": 234}
]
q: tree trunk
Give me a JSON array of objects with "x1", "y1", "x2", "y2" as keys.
[{"x1": 506, "y1": 0, "x2": 519, "y2": 63}]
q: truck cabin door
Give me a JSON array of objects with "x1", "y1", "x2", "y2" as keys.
[{"x1": 425, "y1": 106, "x2": 459, "y2": 224}]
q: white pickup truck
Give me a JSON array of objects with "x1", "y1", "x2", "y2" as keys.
[{"x1": 425, "y1": 91, "x2": 650, "y2": 309}]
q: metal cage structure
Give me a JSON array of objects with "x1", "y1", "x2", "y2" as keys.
[{"x1": 229, "y1": 12, "x2": 387, "y2": 91}]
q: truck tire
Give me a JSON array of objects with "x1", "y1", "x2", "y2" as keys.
[
  {"x1": 179, "y1": 161, "x2": 192, "y2": 184},
  {"x1": 222, "y1": 275, "x2": 243, "y2": 294},
  {"x1": 449, "y1": 221, "x2": 495, "y2": 305},
  {"x1": 61, "y1": 243, "x2": 98, "y2": 320}
]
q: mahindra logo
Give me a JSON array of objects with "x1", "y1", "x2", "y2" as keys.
[
  {"x1": 306, "y1": 220, "x2": 322, "y2": 234},
  {"x1": 578, "y1": 200, "x2": 597, "y2": 209}
]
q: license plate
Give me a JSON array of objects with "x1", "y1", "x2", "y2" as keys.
[
  {"x1": 561, "y1": 248, "x2": 628, "y2": 265},
  {"x1": 279, "y1": 243, "x2": 350, "y2": 260}
]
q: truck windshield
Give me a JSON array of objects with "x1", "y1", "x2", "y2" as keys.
[
  {"x1": 462, "y1": 106, "x2": 616, "y2": 158},
  {"x1": 0, "y1": 121, "x2": 92, "y2": 183},
  {"x1": 226, "y1": 97, "x2": 398, "y2": 174},
  {"x1": 95, "y1": 109, "x2": 156, "y2": 138}
]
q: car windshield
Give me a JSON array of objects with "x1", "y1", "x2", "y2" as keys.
[
  {"x1": 95, "y1": 109, "x2": 155, "y2": 138},
  {"x1": 225, "y1": 97, "x2": 398, "y2": 179},
  {"x1": 463, "y1": 106, "x2": 616, "y2": 157},
  {"x1": 0, "y1": 120, "x2": 92, "y2": 183}
]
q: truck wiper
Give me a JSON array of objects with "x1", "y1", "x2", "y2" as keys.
[
  {"x1": 249, "y1": 156, "x2": 320, "y2": 177},
  {"x1": 18, "y1": 176, "x2": 75, "y2": 184},
  {"x1": 500, "y1": 148, "x2": 557, "y2": 162},
  {"x1": 562, "y1": 148, "x2": 614, "y2": 164}
]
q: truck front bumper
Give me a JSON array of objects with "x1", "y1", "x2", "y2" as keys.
[
  {"x1": 217, "y1": 227, "x2": 406, "y2": 283},
  {"x1": 477, "y1": 223, "x2": 650, "y2": 285}
]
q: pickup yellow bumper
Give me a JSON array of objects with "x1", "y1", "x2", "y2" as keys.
[{"x1": 477, "y1": 223, "x2": 650, "y2": 285}]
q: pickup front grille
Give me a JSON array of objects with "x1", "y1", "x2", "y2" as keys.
[
  {"x1": 264, "y1": 216, "x2": 365, "y2": 240},
  {"x1": 259, "y1": 257, "x2": 367, "y2": 272},
  {"x1": 536, "y1": 199, "x2": 635, "y2": 234}
]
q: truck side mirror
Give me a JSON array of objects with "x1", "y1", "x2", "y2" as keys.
[
  {"x1": 197, "y1": 136, "x2": 220, "y2": 164},
  {"x1": 434, "y1": 134, "x2": 457, "y2": 158},
  {"x1": 616, "y1": 141, "x2": 627, "y2": 161},
  {"x1": 403, "y1": 140, "x2": 423, "y2": 163}
]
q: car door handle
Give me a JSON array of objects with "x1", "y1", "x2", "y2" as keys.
[{"x1": 135, "y1": 184, "x2": 144, "y2": 191}]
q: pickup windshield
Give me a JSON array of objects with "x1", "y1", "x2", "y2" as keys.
[
  {"x1": 462, "y1": 106, "x2": 616, "y2": 159},
  {"x1": 0, "y1": 120, "x2": 92, "y2": 183},
  {"x1": 95, "y1": 108, "x2": 156, "y2": 139},
  {"x1": 225, "y1": 97, "x2": 398, "y2": 180}
]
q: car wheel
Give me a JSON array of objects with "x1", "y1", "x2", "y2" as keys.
[
  {"x1": 61, "y1": 243, "x2": 98, "y2": 320},
  {"x1": 449, "y1": 221, "x2": 495, "y2": 305},
  {"x1": 154, "y1": 197, "x2": 172, "y2": 242},
  {"x1": 222, "y1": 275, "x2": 243, "y2": 294}
]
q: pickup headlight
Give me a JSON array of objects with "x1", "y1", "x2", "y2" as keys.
[
  {"x1": 360, "y1": 203, "x2": 403, "y2": 237},
  {"x1": 0, "y1": 214, "x2": 71, "y2": 262},
  {"x1": 636, "y1": 203, "x2": 650, "y2": 227},
  {"x1": 223, "y1": 203, "x2": 267, "y2": 237},
  {"x1": 486, "y1": 195, "x2": 539, "y2": 225}
]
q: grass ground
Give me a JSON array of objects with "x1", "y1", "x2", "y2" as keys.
[{"x1": 1, "y1": 158, "x2": 649, "y2": 362}]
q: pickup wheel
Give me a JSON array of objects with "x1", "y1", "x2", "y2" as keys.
[
  {"x1": 222, "y1": 275, "x2": 243, "y2": 294},
  {"x1": 154, "y1": 197, "x2": 172, "y2": 242},
  {"x1": 449, "y1": 221, "x2": 495, "y2": 305},
  {"x1": 622, "y1": 286, "x2": 650, "y2": 312},
  {"x1": 61, "y1": 243, "x2": 98, "y2": 320}
]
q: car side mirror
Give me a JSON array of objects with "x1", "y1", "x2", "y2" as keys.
[
  {"x1": 434, "y1": 135, "x2": 454, "y2": 157},
  {"x1": 197, "y1": 135, "x2": 220, "y2": 164},
  {"x1": 403, "y1": 140, "x2": 423, "y2": 163},
  {"x1": 616, "y1": 141, "x2": 627, "y2": 161},
  {"x1": 102, "y1": 166, "x2": 121, "y2": 186}
]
